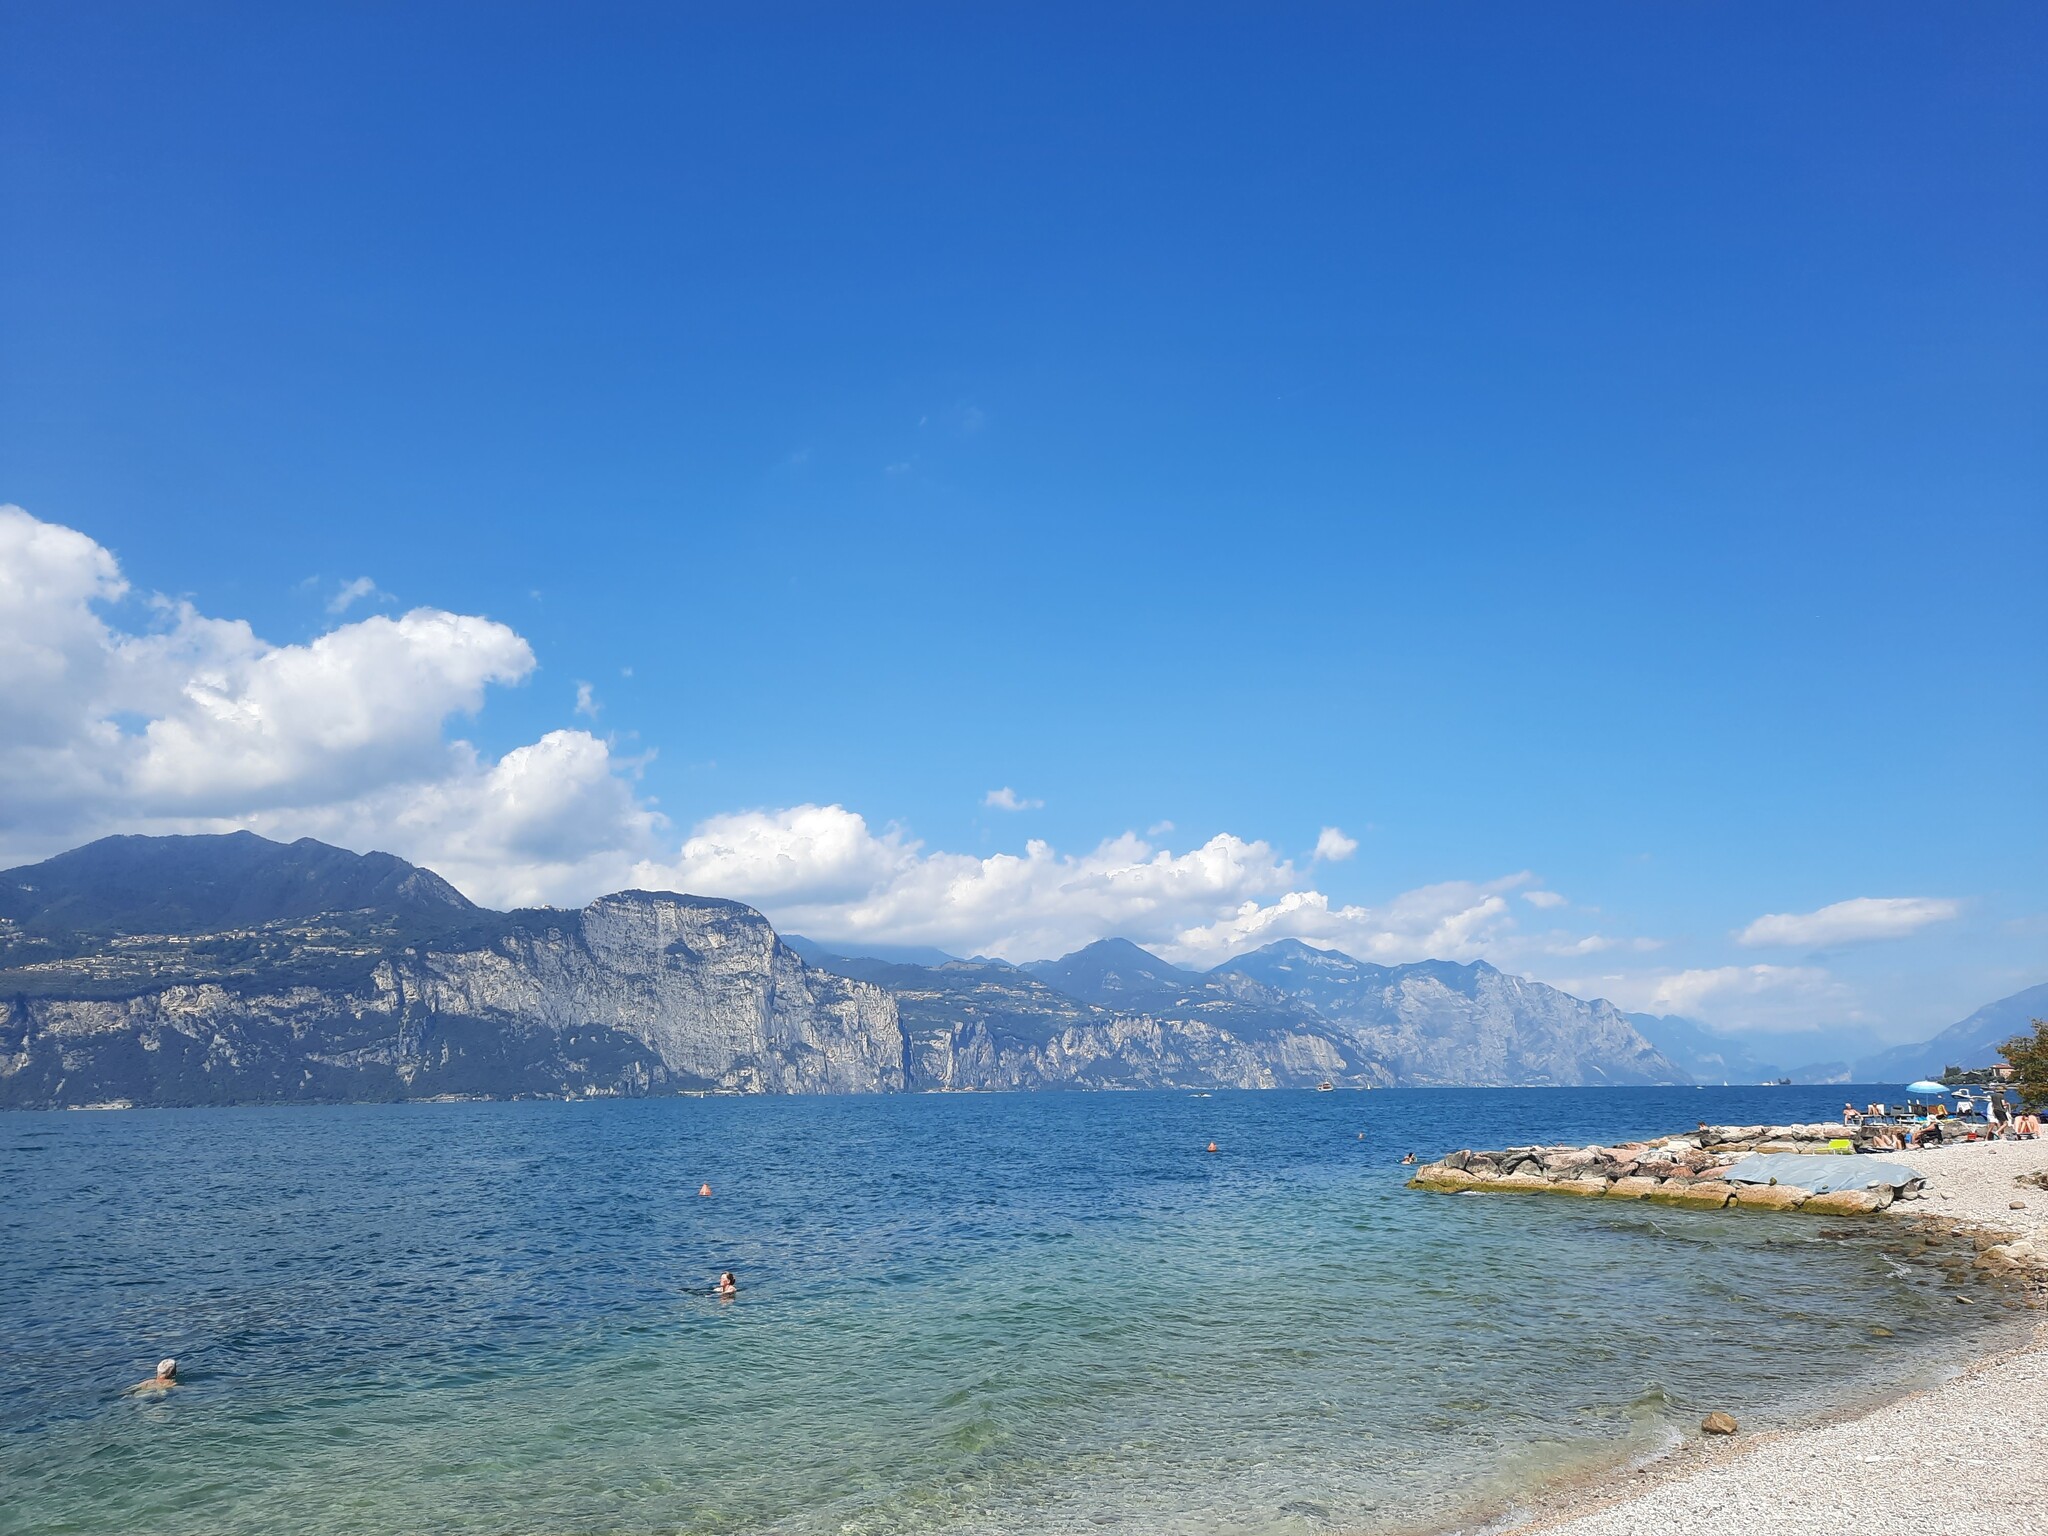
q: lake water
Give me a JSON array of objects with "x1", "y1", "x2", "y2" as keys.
[{"x1": 1, "y1": 1087, "x2": 2026, "y2": 1536}]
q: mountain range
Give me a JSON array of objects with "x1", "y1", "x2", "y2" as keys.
[
  {"x1": 1626, "y1": 982, "x2": 2047, "y2": 1086},
  {"x1": 0, "y1": 834, "x2": 2031, "y2": 1108}
]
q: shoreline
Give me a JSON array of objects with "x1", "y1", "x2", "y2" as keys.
[{"x1": 1439, "y1": 1138, "x2": 2048, "y2": 1536}]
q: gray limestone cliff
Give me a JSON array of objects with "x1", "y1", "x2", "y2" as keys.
[
  {"x1": 824, "y1": 953, "x2": 1381, "y2": 1091},
  {"x1": 1215, "y1": 940, "x2": 1683, "y2": 1087},
  {"x1": 1, "y1": 834, "x2": 1693, "y2": 1107},
  {"x1": 1, "y1": 877, "x2": 903, "y2": 1106}
]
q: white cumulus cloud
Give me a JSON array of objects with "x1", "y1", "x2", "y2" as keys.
[
  {"x1": 1312, "y1": 826, "x2": 1358, "y2": 862},
  {"x1": 631, "y1": 811, "x2": 1295, "y2": 961},
  {"x1": 0, "y1": 505, "x2": 619, "y2": 886},
  {"x1": 607, "y1": 806, "x2": 1554, "y2": 968},
  {"x1": 1522, "y1": 889, "x2": 1568, "y2": 910},
  {"x1": 234, "y1": 729, "x2": 665, "y2": 910},
  {"x1": 0, "y1": 506, "x2": 1668, "y2": 973},
  {"x1": 1162, "y1": 876, "x2": 1530, "y2": 969},
  {"x1": 1737, "y1": 897, "x2": 1960, "y2": 948},
  {"x1": 983, "y1": 786, "x2": 1043, "y2": 812}
]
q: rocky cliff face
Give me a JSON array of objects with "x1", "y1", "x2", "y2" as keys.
[
  {"x1": 405, "y1": 893, "x2": 905, "y2": 1093},
  {"x1": 0, "y1": 834, "x2": 1690, "y2": 1107},
  {"x1": 868, "y1": 958, "x2": 1376, "y2": 1091},
  {"x1": 0, "y1": 887, "x2": 902, "y2": 1107},
  {"x1": 1217, "y1": 940, "x2": 1684, "y2": 1087}
]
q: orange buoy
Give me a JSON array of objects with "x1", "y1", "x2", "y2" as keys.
[
  {"x1": 1205, "y1": 1141, "x2": 1218, "y2": 1153},
  {"x1": 699, "y1": 1183, "x2": 713, "y2": 1197}
]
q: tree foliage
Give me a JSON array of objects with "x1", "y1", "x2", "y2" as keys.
[{"x1": 2000, "y1": 1017, "x2": 2048, "y2": 1111}]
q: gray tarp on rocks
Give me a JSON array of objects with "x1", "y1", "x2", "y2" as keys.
[{"x1": 1720, "y1": 1153, "x2": 1922, "y2": 1193}]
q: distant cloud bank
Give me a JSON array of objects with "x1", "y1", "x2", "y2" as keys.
[
  {"x1": 0, "y1": 504, "x2": 1971, "y2": 1037},
  {"x1": 1737, "y1": 896, "x2": 1959, "y2": 948}
]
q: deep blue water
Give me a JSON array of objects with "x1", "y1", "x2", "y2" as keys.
[{"x1": 0, "y1": 1086, "x2": 2023, "y2": 1536}]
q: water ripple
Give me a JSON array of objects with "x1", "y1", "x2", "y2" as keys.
[{"x1": 1, "y1": 1087, "x2": 2025, "y2": 1534}]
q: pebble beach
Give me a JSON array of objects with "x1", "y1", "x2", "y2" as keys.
[{"x1": 1498, "y1": 1137, "x2": 2048, "y2": 1536}]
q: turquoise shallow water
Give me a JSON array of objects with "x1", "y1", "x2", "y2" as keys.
[{"x1": 1, "y1": 1088, "x2": 2026, "y2": 1536}]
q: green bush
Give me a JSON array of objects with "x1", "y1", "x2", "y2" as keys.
[{"x1": 2000, "y1": 1018, "x2": 2048, "y2": 1111}]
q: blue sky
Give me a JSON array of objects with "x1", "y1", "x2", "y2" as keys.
[{"x1": 1, "y1": 4, "x2": 2042, "y2": 1053}]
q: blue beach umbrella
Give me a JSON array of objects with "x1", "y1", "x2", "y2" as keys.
[{"x1": 1904, "y1": 1080, "x2": 1946, "y2": 1094}]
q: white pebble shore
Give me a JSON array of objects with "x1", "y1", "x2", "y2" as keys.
[{"x1": 1498, "y1": 1137, "x2": 2048, "y2": 1536}]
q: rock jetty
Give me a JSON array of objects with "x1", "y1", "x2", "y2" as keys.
[{"x1": 1408, "y1": 1123, "x2": 1929, "y2": 1214}]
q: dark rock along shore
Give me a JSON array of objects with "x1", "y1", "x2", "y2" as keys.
[{"x1": 1408, "y1": 1122, "x2": 1934, "y2": 1214}]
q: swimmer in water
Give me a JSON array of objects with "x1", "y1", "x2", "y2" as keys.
[
  {"x1": 1399, "y1": 1151, "x2": 1417, "y2": 1165},
  {"x1": 716, "y1": 1271, "x2": 738, "y2": 1298},
  {"x1": 127, "y1": 1358, "x2": 178, "y2": 1395}
]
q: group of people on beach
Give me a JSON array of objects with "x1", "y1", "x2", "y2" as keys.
[{"x1": 1844, "y1": 1096, "x2": 2040, "y2": 1145}]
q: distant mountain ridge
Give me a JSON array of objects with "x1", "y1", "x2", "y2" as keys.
[
  {"x1": 1217, "y1": 941, "x2": 1683, "y2": 1087},
  {"x1": 1625, "y1": 983, "x2": 2047, "y2": 1087},
  {"x1": 1625, "y1": 1011, "x2": 1792, "y2": 1085},
  {"x1": 1022, "y1": 938, "x2": 1205, "y2": 1005},
  {"x1": 1849, "y1": 982, "x2": 2048, "y2": 1083},
  {"x1": 0, "y1": 832, "x2": 474, "y2": 952},
  {"x1": 10, "y1": 832, "x2": 2009, "y2": 1108}
]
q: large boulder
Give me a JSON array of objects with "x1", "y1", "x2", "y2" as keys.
[
  {"x1": 1733, "y1": 1184, "x2": 1811, "y2": 1211},
  {"x1": 1801, "y1": 1188, "x2": 1889, "y2": 1215},
  {"x1": 1646, "y1": 1180, "x2": 1736, "y2": 1210},
  {"x1": 1553, "y1": 1176, "x2": 1612, "y2": 1197},
  {"x1": 1605, "y1": 1176, "x2": 1662, "y2": 1200},
  {"x1": 1410, "y1": 1167, "x2": 1484, "y2": 1193},
  {"x1": 1542, "y1": 1147, "x2": 1600, "y2": 1169}
]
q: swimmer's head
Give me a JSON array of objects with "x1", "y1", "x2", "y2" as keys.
[{"x1": 157, "y1": 1358, "x2": 177, "y2": 1379}]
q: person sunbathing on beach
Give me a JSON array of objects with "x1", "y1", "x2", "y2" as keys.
[
  {"x1": 716, "y1": 1271, "x2": 738, "y2": 1298},
  {"x1": 126, "y1": 1359, "x2": 178, "y2": 1396},
  {"x1": 2017, "y1": 1112, "x2": 2041, "y2": 1140}
]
